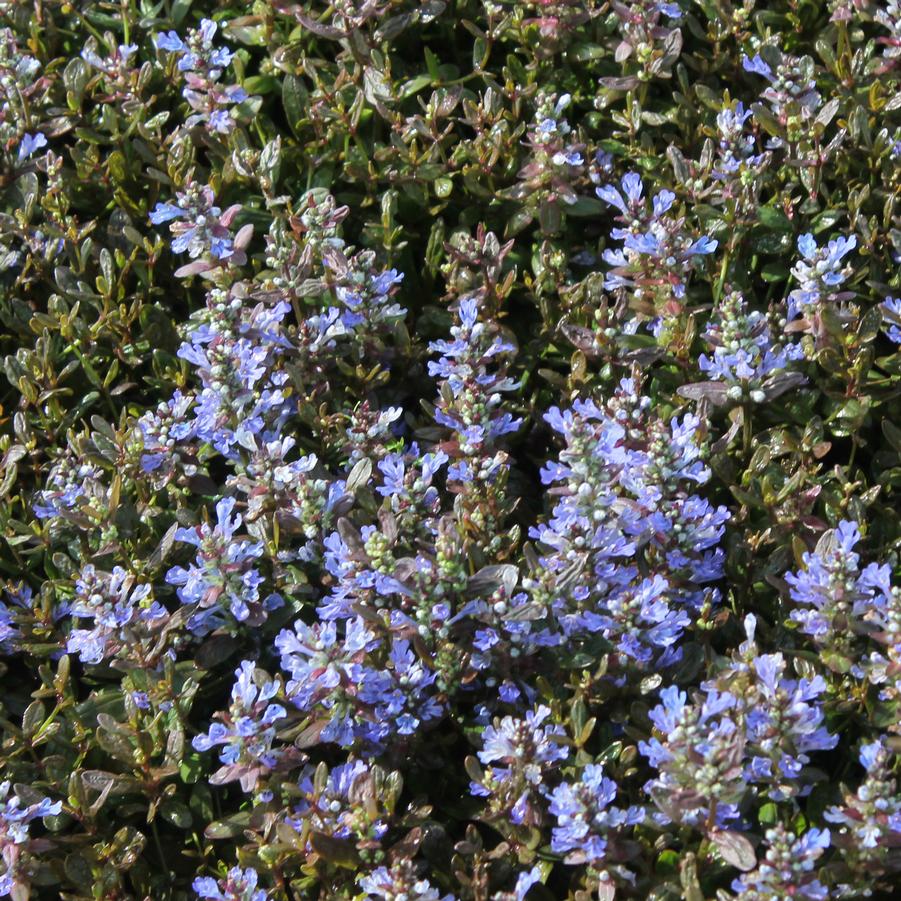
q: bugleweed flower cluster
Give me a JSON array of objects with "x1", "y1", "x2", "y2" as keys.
[{"x1": 5, "y1": 0, "x2": 901, "y2": 898}]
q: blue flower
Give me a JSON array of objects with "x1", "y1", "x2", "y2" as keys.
[
  {"x1": 742, "y1": 53, "x2": 774, "y2": 80},
  {"x1": 478, "y1": 705, "x2": 567, "y2": 769},
  {"x1": 547, "y1": 763, "x2": 645, "y2": 864},
  {"x1": 154, "y1": 31, "x2": 185, "y2": 53},
  {"x1": 651, "y1": 685, "x2": 688, "y2": 734},
  {"x1": 713, "y1": 102, "x2": 766, "y2": 176},
  {"x1": 551, "y1": 149, "x2": 584, "y2": 167},
  {"x1": 32, "y1": 455, "x2": 107, "y2": 522},
  {"x1": 699, "y1": 291, "x2": 803, "y2": 397},
  {"x1": 358, "y1": 861, "x2": 453, "y2": 900},
  {"x1": 149, "y1": 202, "x2": 187, "y2": 225},
  {"x1": 825, "y1": 738, "x2": 901, "y2": 854},
  {"x1": 859, "y1": 741, "x2": 883, "y2": 773},
  {"x1": 597, "y1": 174, "x2": 718, "y2": 308},
  {"x1": 471, "y1": 705, "x2": 568, "y2": 826},
  {"x1": 428, "y1": 297, "x2": 521, "y2": 464},
  {"x1": 656, "y1": 2, "x2": 683, "y2": 16},
  {"x1": 166, "y1": 497, "x2": 280, "y2": 631},
  {"x1": 0, "y1": 602, "x2": 19, "y2": 655},
  {"x1": 149, "y1": 180, "x2": 243, "y2": 264},
  {"x1": 731, "y1": 825, "x2": 829, "y2": 900},
  {"x1": 596, "y1": 171, "x2": 644, "y2": 214},
  {"x1": 642, "y1": 614, "x2": 838, "y2": 825},
  {"x1": 788, "y1": 232, "x2": 856, "y2": 318},
  {"x1": 290, "y1": 759, "x2": 391, "y2": 849},
  {"x1": 17, "y1": 132, "x2": 46, "y2": 161},
  {"x1": 192, "y1": 661, "x2": 293, "y2": 792},
  {"x1": 0, "y1": 780, "x2": 62, "y2": 854},
  {"x1": 327, "y1": 252, "x2": 406, "y2": 330},
  {"x1": 881, "y1": 296, "x2": 901, "y2": 343},
  {"x1": 528, "y1": 379, "x2": 729, "y2": 667},
  {"x1": 785, "y1": 519, "x2": 870, "y2": 646},
  {"x1": 509, "y1": 866, "x2": 542, "y2": 901},
  {"x1": 65, "y1": 564, "x2": 167, "y2": 665},
  {"x1": 152, "y1": 22, "x2": 248, "y2": 134},
  {"x1": 687, "y1": 235, "x2": 718, "y2": 255},
  {"x1": 276, "y1": 614, "x2": 443, "y2": 751},
  {"x1": 192, "y1": 866, "x2": 269, "y2": 901}
]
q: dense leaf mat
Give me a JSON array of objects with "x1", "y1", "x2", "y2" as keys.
[{"x1": 2, "y1": 0, "x2": 901, "y2": 898}]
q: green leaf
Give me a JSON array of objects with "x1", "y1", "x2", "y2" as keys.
[
  {"x1": 171, "y1": 0, "x2": 193, "y2": 24},
  {"x1": 569, "y1": 43, "x2": 606, "y2": 61},
  {"x1": 159, "y1": 800, "x2": 192, "y2": 829},
  {"x1": 710, "y1": 830, "x2": 757, "y2": 871},
  {"x1": 758, "y1": 802, "x2": 778, "y2": 826},
  {"x1": 757, "y1": 206, "x2": 793, "y2": 232},
  {"x1": 204, "y1": 812, "x2": 251, "y2": 840},
  {"x1": 566, "y1": 196, "x2": 605, "y2": 217},
  {"x1": 309, "y1": 832, "x2": 360, "y2": 867},
  {"x1": 401, "y1": 74, "x2": 433, "y2": 99},
  {"x1": 760, "y1": 263, "x2": 789, "y2": 283},
  {"x1": 282, "y1": 75, "x2": 308, "y2": 134}
]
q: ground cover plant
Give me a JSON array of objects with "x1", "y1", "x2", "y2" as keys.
[{"x1": 4, "y1": 0, "x2": 901, "y2": 897}]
